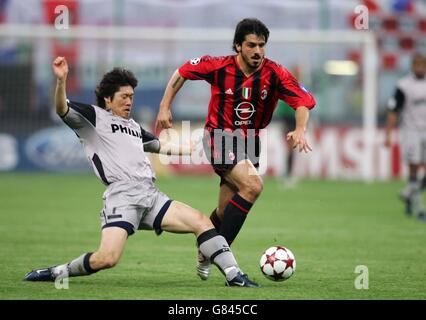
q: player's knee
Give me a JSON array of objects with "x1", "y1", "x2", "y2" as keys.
[
  {"x1": 101, "y1": 255, "x2": 119, "y2": 269},
  {"x1": 193, "y1": 213, "x2": 214, "y2": 235},
  {"x1": 94, "y1": 251, "x2": 120, "y2": 269},
  {"x1": 241, "y1": 177, "x2": 263, "y2": 200},
  {"x1": 251, "y1": 178, "x2": 264, "y2": 196}
]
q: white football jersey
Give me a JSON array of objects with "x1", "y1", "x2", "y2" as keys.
[
  {"x1": 61, "y1": 100, "x2": 160, "y2": 185},
  {"x1": 388, "y1": 73, "x2": 426, "y2": 131}
]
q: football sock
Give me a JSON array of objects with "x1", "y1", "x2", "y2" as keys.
[
  {"x1": 197, "y1": 228, "x2": 239, "y2": 280},
  {"x1": 404, "y1": 173, "x2": 425, "y2": 214},
  {"x1": 421, "y1": 174, "x2": 426, "y2": 191},
  {"x1": 402, "y1": 173, "x2": 419, "y2": 197},
  {"x1": 209, "y1": 208, "x2": 221, "y2": 232},
  {"x1": 220, "y1": 193, "x2": 253, "y2": 245},
  {"x1": 52, "y1": 253, "x2": 98, "y2": 278},
  {"x1": 412, "y1": 186, "x2": 425, "y2": 214},
  {"x1": 407, "y1": 175, "x2": 421, "y2": 196}
]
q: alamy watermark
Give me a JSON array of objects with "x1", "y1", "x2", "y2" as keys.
[
  {"x1": 156, "y1": 122, "x2": 268, "y2": 176},
  {"x1": 354, "y1": 5, "x2": 369, "y2": 30},
  {"x1": 54, "y1": 5, "x2": 69, "y2": 30},
  {"x1": 54, "y1": 276, "x2": 69, "y2": 290},
  {"x1": 354, "y1": 265, "x2": 369, "y2": 289}
]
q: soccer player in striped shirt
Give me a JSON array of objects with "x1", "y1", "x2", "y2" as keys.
[
  {"x1": 23, "y1": 56, "x2": 259, "y2": 287},
  {"x1": 156, "y1": 18, "x2": 316, "y2": 280}
]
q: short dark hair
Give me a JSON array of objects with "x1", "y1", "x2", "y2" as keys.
[
  {"x1": 95, "y1": 68, "x2": 138, "y2": 109},
  {"x1": 232, "y1": 18, "x2": 270, "y2": 53},
  {"x1": 412, "y1": 52, "x2": 426, "y2": 64}
]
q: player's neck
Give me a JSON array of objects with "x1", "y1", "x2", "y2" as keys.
[{"x1": 236, "y1": 55, "x2": 261, "y2": 77}]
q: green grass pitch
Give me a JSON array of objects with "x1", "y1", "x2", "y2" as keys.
[{"x1": 0, "y1": 173, "x2": 425, "y2": 300}]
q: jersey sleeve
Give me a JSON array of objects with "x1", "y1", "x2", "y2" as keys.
[
  {"x1": 178, "y1": 55, "x2": 217, "y2": 83},
  {"x1": 276, "y1": 67, "x2": 316, "y2": 110},
  {"x1": 61, "y1": 100, "x2": 96, "y2": 129},
  {"x1": 387, "y1": 87, "x2": 405, "y2": 113},
  {"x1": 140, "y1": 126, "x2": 160, "y2": 153}
]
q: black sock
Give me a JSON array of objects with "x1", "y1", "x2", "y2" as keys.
[
  {"x1": 220, "y1": 194, "x2": 253, "y2": 245},
  {"x1": 210, "y1": 208, "x2": 221, "y2": 232},
  {"x1": 421, "y1": 174, "x2": 426, "y2": 191}
]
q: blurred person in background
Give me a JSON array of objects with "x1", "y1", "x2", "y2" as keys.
[
  {"x1": 276, "y1": 99, "x2": 297, "y2": 188},
  {"x1": 156, "y1": 18, "x2": 316, "y2": 280},
  {"x1": 385, "y1": 52, "x2": 426, "y2": 222},
  {"x1": 23, "y1": 56, "x2": 260, "y2": 288}
]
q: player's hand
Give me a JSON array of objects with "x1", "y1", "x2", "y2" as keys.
[
  {"x1": 52, "y1": 56, "x2": 69, "y2": 81},
  {"x1": 286, "y1": 128, "x2": 312, "y2": 153},
  {"x1": 155, "y1": 109, "x2": 173, "y2": 132}
]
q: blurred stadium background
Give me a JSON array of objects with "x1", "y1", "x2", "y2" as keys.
[
  {"x1": 1, "y1": 0, "x2": 426, "y2": 300},
  {"x1": 1, "y1": 0, "x2": 425, "y2": 180}
]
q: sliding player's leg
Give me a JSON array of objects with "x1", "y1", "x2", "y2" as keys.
[{"x1": 23, "y1": 226, "x2": 128, "y2": 281}]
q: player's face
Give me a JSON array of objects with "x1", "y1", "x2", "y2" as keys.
[
  {"x1": 412, "y1": 56, "x2": 426, "y2": 79},
  {"x1": 105, "y1": 86, "x2": 134, "y2": 119},
  {"x1": 237, "y1": 34, "x2": 266, "y2": 71}
]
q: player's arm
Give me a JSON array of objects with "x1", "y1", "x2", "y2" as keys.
[
  {"x1": 384, "y1": 112, "x2": 398, "y2": 147},
  {"x1": 286, "y1": 106, "x2": 312, "y2": 153},
  {"x1": 278, "y1": 67, "x2": 315, "y2": 153},
  {"x1": 384, "y1": 87, "x2": 405, "y2": 147},
  {"x1": 158, "y1": 138, "x2": 195, "y2": 156},
  {"x1": 156, "y1": 69, "x2": 186, "y2": 131},
  {"x1": 141, "y1": 126, "x2": 196, "y2": 155},
  {"x1": 52, "y1": 56, "x2": 69, "y2": 117}
]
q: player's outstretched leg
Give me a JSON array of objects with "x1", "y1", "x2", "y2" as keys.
[
  {"x1": 23, "y1": 227, "x2": 127, "y2": 282},
  {"x1": 23, "y1": 252, "x2": 97, "y2": 282},
  {"x1": 23, "y1": 266, "x2": 58, "y2": 281}
]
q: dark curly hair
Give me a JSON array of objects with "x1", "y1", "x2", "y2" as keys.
[
  {"x1": 232, "y1": 18, "x2": 270, "y2": 53},
  {"x1": 95, "y1": 68, "x2": 138, "y2": 109}
]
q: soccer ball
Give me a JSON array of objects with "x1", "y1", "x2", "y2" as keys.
[{"x1": 259, "y1": 245, "x2": 296, "y2": 281}]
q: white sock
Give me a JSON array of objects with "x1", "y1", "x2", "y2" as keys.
[
  {"x1": 51, "y1": 264, "x2": 69, "y2": 279},
  {"x1": 224, "y1": 266, "x2": 239, "y2": 281}
]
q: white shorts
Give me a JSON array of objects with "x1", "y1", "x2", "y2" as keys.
[
  {"x1": 401, "y1": 130, "x2": 426, "y2": 164},
  {"x1": 100, "y1": 180, "x2": 171, "y2": 236}
]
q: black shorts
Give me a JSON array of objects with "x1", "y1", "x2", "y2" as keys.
[{"x1": 202, "y1": 127, "x2": 261, "y2": 182}]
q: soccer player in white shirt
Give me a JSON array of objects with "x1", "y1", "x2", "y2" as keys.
[
  {"x1": 23, "y1": 57, "x2": 259, "y2": 287},
  {"x1": 385, "y1": 53, "x2": 426, "y2": 222}
]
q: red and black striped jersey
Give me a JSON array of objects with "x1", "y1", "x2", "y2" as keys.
[{"x1": 178, "y1": 55, "x2": 316, "y2": 134}]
